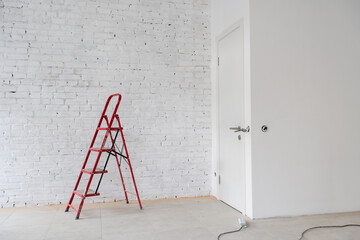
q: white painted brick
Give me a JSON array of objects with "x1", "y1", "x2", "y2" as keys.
[{"x1": 0, "y1": 0, "x2": 211, "y2": 208}]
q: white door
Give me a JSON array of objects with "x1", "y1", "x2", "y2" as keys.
[{"x1": 218, "y1": 25, "x2": 246, "y2": 213}]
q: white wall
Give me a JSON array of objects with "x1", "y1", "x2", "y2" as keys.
[
  {"x1": 250, "y1": 0, "x2": 360, "y2": 218},
  {"x1": 210, "y1": 0, "x2": 253, "y2": 218},
  {"x1": 0, "y1": 0, "x2": 211, "y2": 207}
]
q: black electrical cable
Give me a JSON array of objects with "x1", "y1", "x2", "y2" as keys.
[
  {"x1": 217, "y1": 226, "x2": 243, "y2": 240},
  {"x1": 299, "y1": 224, "x2": 360, "y2": 240}
]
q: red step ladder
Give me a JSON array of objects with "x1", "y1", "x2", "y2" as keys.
[{"x1": 65, "y1": 93, "x2": 142, "y2": 219}]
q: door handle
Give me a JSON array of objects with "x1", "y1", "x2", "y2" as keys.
[
  {"x1": 229, "y1": 126, "x2": 241, "y2": 132},
  {"x1": 229, "y1": 126, "x2": 250, "y2": 133}
]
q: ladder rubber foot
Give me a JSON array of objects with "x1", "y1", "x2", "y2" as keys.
[
  {"x1": 75, "y1": 216, "x2": 79, "y2": 220},
  {"x1": 65, "y1": 209, "x2": 69, "y2": 212},
  {"x1": 140, "y1": 207, "x2": 143, "y2": 210},
  {"x1": 126, "y1": 201, "x2": 129, "y2": 204}
]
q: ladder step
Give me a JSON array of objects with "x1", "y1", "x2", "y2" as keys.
[
  {"x1": 97, "y1": 127, "x2": 121, "y2": 131},
  {"x1": 81, "y1": 167, "x2": 108, "y2": 174},
  {"x1": 89, "y1": 147, "x2": 111, "y2": 152},
  {"x1": 74, "y1": 189, "x2": 100, "y2": 198}
]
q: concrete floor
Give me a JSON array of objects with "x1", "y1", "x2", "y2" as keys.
[{"x1": 0, "y1": 197, "x2": 360, "y2": 240}]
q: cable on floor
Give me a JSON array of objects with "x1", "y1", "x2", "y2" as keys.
[
  {"x1": 299, "y1": 224, "x2": 360, "y2": 240},
  {"x1": 217, "y1": 226, "x2": 243, "y2": 240}
]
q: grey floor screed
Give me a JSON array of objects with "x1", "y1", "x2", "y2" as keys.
[{"x1": 0, "y1": 197, "x2": 360, "y2": 240}]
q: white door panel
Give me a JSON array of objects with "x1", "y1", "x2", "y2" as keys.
[{"x1": 218, "y1": 25, "x2": 246, "y2": 213}]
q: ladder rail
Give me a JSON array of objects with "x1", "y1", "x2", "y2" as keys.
[
  {"x1": 89, "y1": 93, "x2": 121, "y2": 151},
  {"x1": 117, "y1": 115, "x2": 143, "y2": 209},
  {"x1": 103, "y1": 94, "x2": 121, "y2": 133},
  {"x1": 114, "y1": 145, "x2": 130, "y2": 203}
]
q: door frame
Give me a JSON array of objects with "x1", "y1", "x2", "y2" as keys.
[{"x1": 214, "y1": 19, "x2": 250, "y2": 216}]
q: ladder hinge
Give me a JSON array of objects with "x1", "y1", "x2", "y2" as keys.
[{"x1": 217, "y1": 57, "x2": 219, "y2": 66}]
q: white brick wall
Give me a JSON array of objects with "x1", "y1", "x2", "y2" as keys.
[{"x1": 0, "y1": 0, "x2": 211, "y2": 207}]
